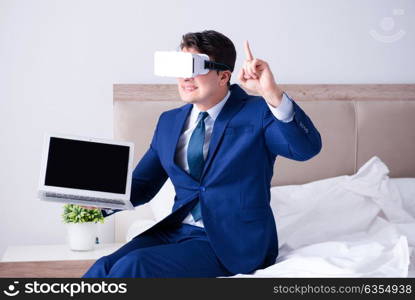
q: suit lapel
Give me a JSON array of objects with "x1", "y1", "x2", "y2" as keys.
[{"x1": 200, "y1": 84, "x2": 249, "y2": 179}]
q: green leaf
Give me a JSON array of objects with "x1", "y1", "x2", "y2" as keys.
[{"x1": 61, "y1": 204, "x2": 104, "y2": 224}]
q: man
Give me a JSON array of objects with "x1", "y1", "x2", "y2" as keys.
[{"x1": 83, "y1": 30, "x2": 322, "y2": 278}]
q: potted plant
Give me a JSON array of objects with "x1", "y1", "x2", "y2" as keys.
[{"x1": 62, "y1": 204, "x2": 104, "y2": 251}]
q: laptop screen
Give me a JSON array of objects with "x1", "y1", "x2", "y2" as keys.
[{"x1": 44, "y1": 137, "x2": 130, "y2": 194}]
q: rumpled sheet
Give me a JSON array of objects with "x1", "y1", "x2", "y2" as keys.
[{"x1": 225, "y1": 156, "x2": 414, "y2": 277}]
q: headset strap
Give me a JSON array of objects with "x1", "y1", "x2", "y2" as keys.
[{"x1": 204, "y1": 61, "x2": 232, "y2": 71}]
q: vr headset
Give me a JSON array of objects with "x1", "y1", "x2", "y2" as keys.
[{"x1": 154, "y1": 51, "x2": 231, "y2": 78}]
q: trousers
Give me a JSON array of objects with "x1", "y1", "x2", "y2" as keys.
[{"x1": 82, "y1": 223, "x2": 235, "y2": 278}]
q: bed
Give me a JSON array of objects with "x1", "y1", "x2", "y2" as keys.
[{"x1": 113, "y1": 84, "x2": 415, "y2": 278}]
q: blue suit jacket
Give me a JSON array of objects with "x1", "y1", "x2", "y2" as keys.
[{"x1": 105, "y1": 83, "x2": 322, "y2": 274}]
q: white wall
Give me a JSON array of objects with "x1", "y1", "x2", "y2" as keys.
[{"x1": 1, "y1": 0, "x2": 414, "y2": 258}]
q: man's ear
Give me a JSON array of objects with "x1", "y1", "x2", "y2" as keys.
[{"x1": 219, "y1": 71, "x2": 232, "y2": 86}]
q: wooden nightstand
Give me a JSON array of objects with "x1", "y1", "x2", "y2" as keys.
[{"x1": 0, "y1": 243, "x2": 124, "y2": 278}]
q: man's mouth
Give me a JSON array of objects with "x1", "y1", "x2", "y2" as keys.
[{"x1": 182, "y1": 85, "x2": 198, "y2": 93}]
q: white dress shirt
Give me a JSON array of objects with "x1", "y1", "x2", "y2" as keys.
[{"x1": 176, "y1": 89, "x2": 295, "y2": 228}]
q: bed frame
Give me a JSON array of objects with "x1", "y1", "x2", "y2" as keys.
[{"x1": 1, "y1": 84, "x2": 414, "y2": 277}]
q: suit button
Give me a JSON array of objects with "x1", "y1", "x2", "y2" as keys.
[{"x1": 199, "y1": 186, "x2": 206, "y2": 192}]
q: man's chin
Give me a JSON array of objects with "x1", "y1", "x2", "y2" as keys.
[{"x1": 179, "y1": 94, "x2": 199, "y2": 104}]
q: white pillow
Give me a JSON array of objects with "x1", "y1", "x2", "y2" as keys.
[
  {"x1": 126, "y1": 219, "x2": 158, "y2": 242},
  {"x1": 270, "y1": 156, "x2": 393, "y2": 252}
]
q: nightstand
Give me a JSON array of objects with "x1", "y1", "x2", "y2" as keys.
[{"x1": 0, "y1": 243, "x2": 125, "y2": 277}]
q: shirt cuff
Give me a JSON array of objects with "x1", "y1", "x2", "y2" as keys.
[{"x1": 266, "y1": 92, "x2": 295, "y2": 123}]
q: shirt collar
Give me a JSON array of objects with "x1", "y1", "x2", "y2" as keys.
[{"x1": 191, "y1": 89, "x2": 231, "y2": 123}]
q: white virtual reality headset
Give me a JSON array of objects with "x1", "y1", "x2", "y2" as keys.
[{"x1": 154, "y1": 51, "x2": 232, "y2": 78}]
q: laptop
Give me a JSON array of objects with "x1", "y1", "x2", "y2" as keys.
[{"x1": 38, "y1": 133, "x2": 135, "y2": 210}]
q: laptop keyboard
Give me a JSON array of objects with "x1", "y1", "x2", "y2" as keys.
[{"x1": 44, "y1": 192, "x2": 125, "y2": 205}]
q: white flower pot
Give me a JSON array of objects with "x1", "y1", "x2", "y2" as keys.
[{"x1": 67, "y1": 223, "x2": 97, "y2": 251}]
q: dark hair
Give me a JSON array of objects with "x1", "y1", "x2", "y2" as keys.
[{"x1": 180, "y1": 30, "x2": 236, "y2": 86}]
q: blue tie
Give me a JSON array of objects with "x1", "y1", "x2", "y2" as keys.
[{"x1": 187, "y1": 111, "x2": 209, "y2": 221}]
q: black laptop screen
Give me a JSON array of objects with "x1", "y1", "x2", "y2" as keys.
[{"x1": 44, "y1": 137, "x2": 130, "y2": 194}]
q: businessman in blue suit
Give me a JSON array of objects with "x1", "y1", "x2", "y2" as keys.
[{"x1": 83, "y1": 30, "x2": 322, "y2": 278}]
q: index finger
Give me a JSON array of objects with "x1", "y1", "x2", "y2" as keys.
[{"x1": 244, "y1": 40, "x2": 254, "y2": 61}]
